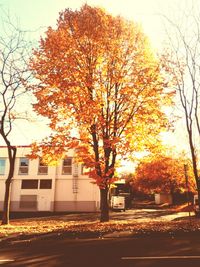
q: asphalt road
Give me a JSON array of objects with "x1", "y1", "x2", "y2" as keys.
[{"x1": 1, "y1": 234, "x2": 200, "y2": 267}]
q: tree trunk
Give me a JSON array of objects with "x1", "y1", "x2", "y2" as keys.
[
  {"x1": 187, "y1": 132, "x2": 200, "y2": 210},
  {"x1": 1, "y1": 145, "x2": 16, "y2": 225},
  {"x1": 100, "y1": 188, "x2": 109, "y2": 222},
  {"x1": 1, "y1": 180, "x2": 12, "y2": 225}
]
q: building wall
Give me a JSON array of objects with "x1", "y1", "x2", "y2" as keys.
[
  {"x1": 0, "y1": 146, "x2": 100, "y2": 212},
  {"x1": 154, "y1": 193, "x2": 173, "y2": 205}
]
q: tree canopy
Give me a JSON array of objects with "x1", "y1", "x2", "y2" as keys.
[{"x1": 30, "y1": 4, "x2": 174, "y2": 221}]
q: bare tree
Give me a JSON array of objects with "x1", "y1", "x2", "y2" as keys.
[
  {"x1": 0, "y1": 14, "x2": 30, "y2": 224},
  {"x1": 163, "y1": 2, "x2": 200, "y2": 209}
]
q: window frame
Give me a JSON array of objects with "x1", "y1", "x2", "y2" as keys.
[
  {"x1": 38, "y1": 158, "x2": 48, "y2": 175},
  {"x1": 81, "y1": 164, "x2": 90, "y2": 175},
  {"x1": 0, "y1": 158, "x2": 6, "y2": 175},
  {"x1": 39, "y1": 179, "x2": 52, "y2": 189},
  {"x1": 62, "y1": 157, "x2": 72, "y2": 175},
  {"x1": 19, "y1": 195, "x2": 37, "y2": 209},
  {"x1": 18, "y1": 157, "x2": 29, "y2": 175},
  {"x1": 21, "y1": 179, "x2": 39, "y2": 189}
]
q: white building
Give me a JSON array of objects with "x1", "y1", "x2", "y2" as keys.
[{"x1": 0, "y1": 146, "x2": 100, "y2": 212}]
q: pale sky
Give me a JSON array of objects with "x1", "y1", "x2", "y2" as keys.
[
  {"x1": 0, "y1": 0, "x2": 195, "y2": 155},
  {"x1": 0, "y1": 0, "x2": 186, "y2": 49}
]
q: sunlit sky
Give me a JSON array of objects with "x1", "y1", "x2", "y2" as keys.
[
  {"x1": 0, "y1": 0, "x2": 194, "y2": 160},
  {"x1": 0, "y1": 0, "x2": 188, "y2": 49}
]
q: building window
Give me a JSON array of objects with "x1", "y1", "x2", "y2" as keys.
[
  {"x1": 38, "y1": 159, "x2": 48, "y2": 175},
  {"x1": 40, "y1": 179, "x2": 52, "y2": 189},
  {"x1": 21, "y1": 179, "x2": 38, "y2": 189},
  {"x1": 19, "y1": 195, "x2": 37, "y2": 209},
  {"x1": 81, "y1": 164, "x2": 90, "y2": 175},
  {"x1": 19, "y1": 158, "x2": 29, "y2": 175},
  {"x1": 81, "y1": 164, "x2": 84, "y2": 175},
  {"x1": 62, "y1": 158, "x2": 72, "y2": 175},
  {"x1": 0, "y1": 158, "x2": 6, "y2": 175}
]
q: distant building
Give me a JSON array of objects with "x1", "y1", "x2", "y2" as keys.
[{"x1": 0, "y1": 146, "x2": 100, "y2": 212}]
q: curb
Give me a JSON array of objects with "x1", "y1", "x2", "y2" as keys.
[
  {"x1": 2, "y1": 228, "x2": 200, "y2": 246},
  {"x1": 0, "y1": 231, "x2": 101, "y2": 246}
]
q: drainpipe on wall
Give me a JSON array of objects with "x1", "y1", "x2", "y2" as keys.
[{"x1": 53, "y1": 163, "x2": 59, "y2": 212}]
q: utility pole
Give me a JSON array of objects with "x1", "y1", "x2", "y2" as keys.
[{"x1": 184, "y1": 164, "x2": 191, "y2": 222}]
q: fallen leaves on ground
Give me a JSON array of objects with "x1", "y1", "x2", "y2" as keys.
[{"x1": 0, "y1": 215, "x2": 200, "y2": 239}]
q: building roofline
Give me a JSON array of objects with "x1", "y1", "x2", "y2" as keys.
[{"x1": 0, "y1": 145, "x2": 31, "y2": 148}]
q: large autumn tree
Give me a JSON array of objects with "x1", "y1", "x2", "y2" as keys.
[{"x1": 30, "y1": 5, "x2": 173, "y2": 222}]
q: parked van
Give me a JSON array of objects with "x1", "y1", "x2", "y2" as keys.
[{"x1": 111, "y1": 196, "x2": 125, "y2": 211}]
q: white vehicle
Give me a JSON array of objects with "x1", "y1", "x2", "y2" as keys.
[
  {"x1": 111, "y1": 196, "x2": 125, "y2": 211},
  {"x1": 194, "y1": 194, "x2": 200, "y2": 215}
]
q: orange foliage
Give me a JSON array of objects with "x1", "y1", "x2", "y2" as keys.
[
  {"x1": 134, "y1": 154, "x2": 196, "y2": 194},
  {"x1": 30, "y1": 5, "x2": 174, "y2": 188}
]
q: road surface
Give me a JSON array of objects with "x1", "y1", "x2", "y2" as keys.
[{"x1": 1, "y1": 233, "x2": 200, "y2": 266}]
